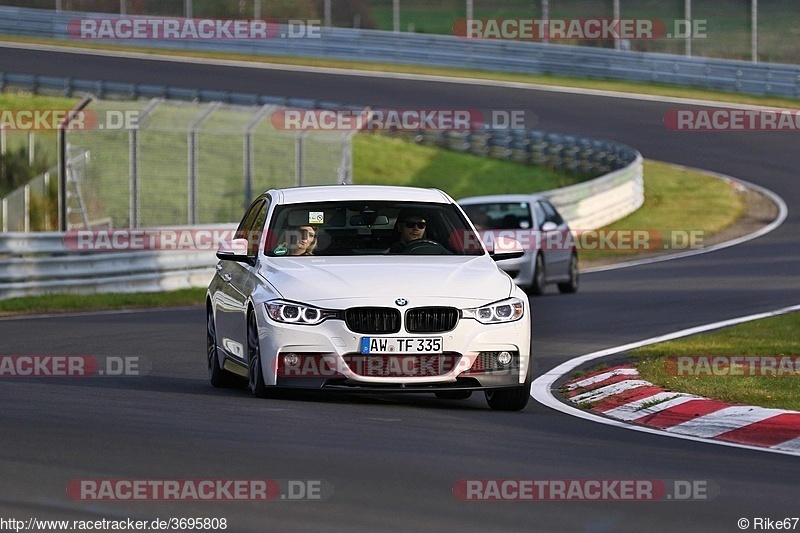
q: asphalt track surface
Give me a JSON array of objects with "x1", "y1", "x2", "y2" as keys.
[{"x1": 1, "y1": 45, "x2": 799, "y2": 532}]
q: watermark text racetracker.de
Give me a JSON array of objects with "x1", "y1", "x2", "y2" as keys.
[
  {"x1": 664, "y1": 108, "x2": 800, "y2": 131},
  {"x1": 477, "y1": 229, "x2": 705, "y2": 252},
  {"x1": 64, "y1": 228, "x2": 237, "y2": 252},
  {"x1": 67, "y1": 479, "x2": 332, "y2": 501},
  {"x1": 68, "y1": 17, "x2": 321, "y2": 40},
  {"x1": 453, "y1": 479, "x2": 717, "y2": 501},
  {"x1": 453, "y1": 18, "x2": 707, "y2": 41},
  {"x1": 270, "y1": 108, "x2": 528, "y2": 131},
  {"x1": 0, "y1": 355, "x2": 148, "y2": 377},
  {"x1": 666, "y1": 356, "x2": 800, "y2": 377},
  {"x1": 0, "y1": 109, "x2": 139, "y2": 131}
]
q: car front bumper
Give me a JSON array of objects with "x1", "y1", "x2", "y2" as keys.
[{"x1": 250, "y1": 303, "x2": 532, "y2": 390}]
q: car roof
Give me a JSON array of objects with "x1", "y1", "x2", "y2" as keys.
[
  {"x1": 457, "y1": 193, "x2": 548, "y2": 205},
  {"x1": 267, "y1": 185, "x2": 454, "y2": 205}
]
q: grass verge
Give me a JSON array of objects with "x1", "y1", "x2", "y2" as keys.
[
  {"x1": 578, "y1": 160, "x2": 745, "y2": 264},
  {"x1": 633, "y1": 312, "x2": 800, "y2": 411},
  {"x1": 353, "y1": 133, "x2": 580, "y2": 197},
  {"x1": 0, "y1": 287, "x2": 207, "y2": 317}
]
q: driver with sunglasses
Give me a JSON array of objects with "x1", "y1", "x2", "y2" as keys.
[{"x1": 389, "y1": 210, "x2": 430, "y2": 254}]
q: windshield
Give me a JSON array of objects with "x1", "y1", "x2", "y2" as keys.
[
  {"x1": 264, "y1": 201, "x2": 485, "y2": 257},
  {"x1": 461, "y1": 202, "x2": 533, "y2": 230}
]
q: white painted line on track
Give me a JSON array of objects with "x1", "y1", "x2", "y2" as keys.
[{"x1": 531, "y1": 303, "x2": 800, "y2": 457}]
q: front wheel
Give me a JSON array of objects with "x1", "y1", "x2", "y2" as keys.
[
  {"x1": 558, "y1": 252, "x2": 579, "y2": 294},
  {"x1": 485, "y1": 361, "x2": 532, "y2": 411},
  {"x1": 207, "y1": 307, "x2": 242, "y2": 388},
  {"x1": 527, "y1": 253, "x2": 546, "y2": 296},
  {"x1": 247, "y1": 311, "x2": 271, "y2": 398},
  {"x1": 485, "y1": 383, "x2": 531, "y2": 411}
]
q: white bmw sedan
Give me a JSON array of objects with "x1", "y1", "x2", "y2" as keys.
[{"x1": 206, "y1": 185, "x2": 533, "y2": 410}]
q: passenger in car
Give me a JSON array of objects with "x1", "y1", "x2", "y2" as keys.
[{"x1": 276, "y1": 225, "x2": 318, "y2": 256}]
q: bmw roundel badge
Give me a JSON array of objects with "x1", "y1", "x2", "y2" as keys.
[{"x1": 395, "y1": 298, "x2": 408, "y2": 306}]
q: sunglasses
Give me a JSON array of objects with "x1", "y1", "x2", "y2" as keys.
[{"x1": 403, "y1": 221, "x2": 426, "y2": 229}]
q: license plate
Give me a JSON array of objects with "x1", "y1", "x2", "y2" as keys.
[{"x1": 360, "y1": 337, "x2": 443, "y2": 355}]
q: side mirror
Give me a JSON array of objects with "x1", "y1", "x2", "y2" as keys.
[
  {"x1": 216, "y1": 238, "x2": 250, "y2": 263},
  {"x1": 488, "y1": 236, "x2": 525, "y2": 261},
  {"x1": 541, "y1": 221, "x2": 558, "y2": 232}
]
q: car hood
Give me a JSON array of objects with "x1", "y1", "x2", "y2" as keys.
[{"x1": 258, "y1": 255, "x2": 513, "y2": 308}]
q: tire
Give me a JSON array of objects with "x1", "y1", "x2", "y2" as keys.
[
  {"x1": 247, "y1": 310, "x2": 271, "y2": 398},
  {"x1": 527, "y1": 253, "x2": 546, "y2": 296},
  {"x1": 558, "y1": 252, "x2": 579, "y2": 294},
  {"x1": 207, "y1": 307, "x2": 242, "y2": 388},
  {"x1": 485, "y1": 361, "x2": 532, "y2": 411},
  {"x1": 485, "y1": 383, "x2": 531, "y2": 411},
  {"x1": 434, "y1": 390, "x2": 473, "y2": 400}
]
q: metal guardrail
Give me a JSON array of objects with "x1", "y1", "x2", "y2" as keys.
[
  {"x1": 543, "y1": 153, "x2": 644, "y2": 230},
  {"x1": 1, "y1": 6, "x2": 800, "y2": 98},
  {"x1": 0, "y1": 224, "x2": 235, "y2": 299}
]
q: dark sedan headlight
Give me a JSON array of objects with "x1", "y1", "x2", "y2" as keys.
[
  {"x1": 463, "y1": 298, "x2": 525, "y2": 324},
  {"x1": 265, "y1": 300, "x2": 335, "y2": 325}
]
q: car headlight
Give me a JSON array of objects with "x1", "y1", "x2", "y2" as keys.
[
  {"x1": 463, "y1": 298, "x2": 525, "y2": 324},
  {"x1": 265, "y1": 300, "x2": 334, "y2": 325}
]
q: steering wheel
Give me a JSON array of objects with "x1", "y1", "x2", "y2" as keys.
[{"x1": 402, "y1": 239, "x2": 451, "y2": 255}]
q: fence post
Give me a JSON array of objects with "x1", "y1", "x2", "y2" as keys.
[
  {"x1": 44, "y1": 172, "x2": 51, "y2": 230},
  {"x1": 23, "y1": 183, "x2": 30, "y2": 233},
  {"x1": 295, "y1": 132, "x2": 304, "y2": 187},
  {"x1": 243, "y1": 104, "x2": 271, "y2": 208},
  {"x1": 1, "y1": 197, "x2": 6, "y2": 232},
  {"x1": 188, "y1": 102, "x2": 220, "y2": 224},
  {"x1": 28, "y1": 131, "x2": 34, "y2": 166},
  {"x1": 59, "y1": 94, "x2": 93, "y2": 231},
  {"x1": 129, "y1": 128, "x2": 139, "y2": 228},
  {"x1": 339, "y1": 134, "x2": 353, "y2": 184},
  {"x1": 129, "y1": 98, "x2": 164, "y2": 228},
  {"x1": 1, "y1": 124, "x2": 6, "y2": 156}
]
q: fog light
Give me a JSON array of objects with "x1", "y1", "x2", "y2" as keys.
[
  {"x1": 283, "y1": 353, "x2": 300, "y2": 367},
  {"x1": 497, "y1": 351, "x2": 513, "y2": 366}
]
